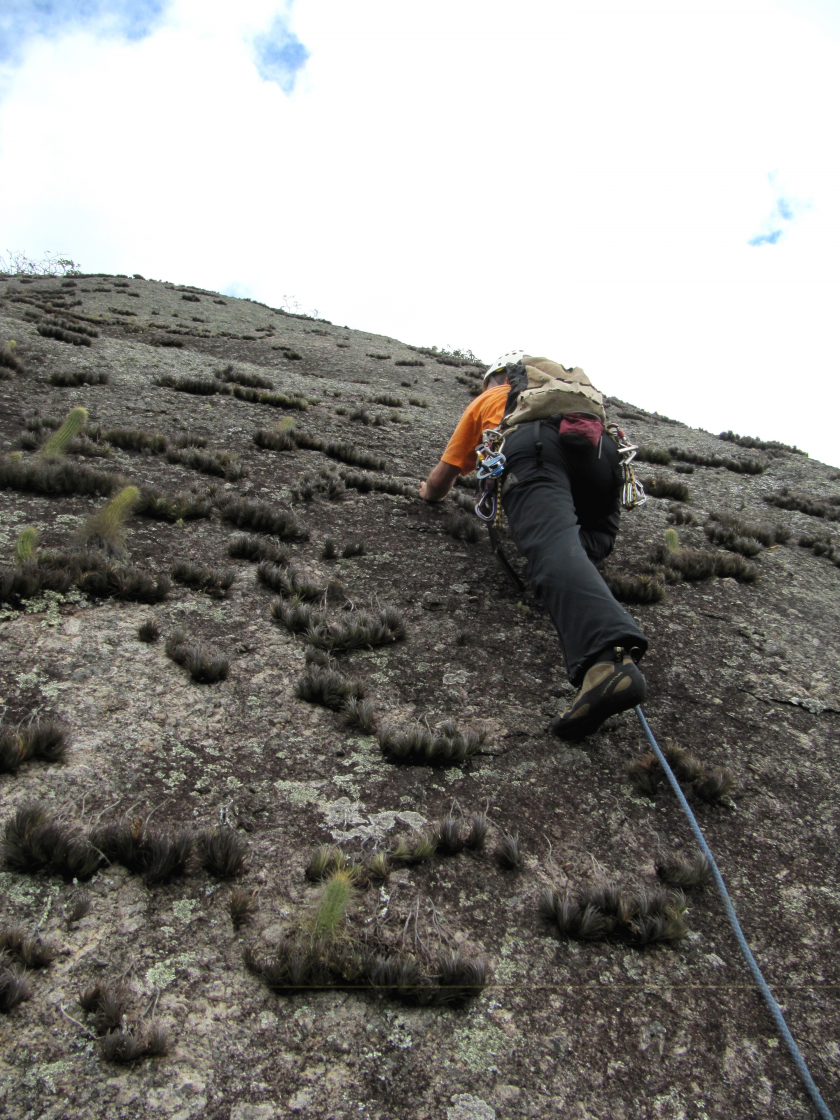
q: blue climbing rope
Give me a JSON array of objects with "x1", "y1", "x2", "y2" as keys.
[{"x1": 635, "y1": 706, "x2": 834, "y2": 1120}]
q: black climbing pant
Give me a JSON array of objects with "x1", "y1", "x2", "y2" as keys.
[{"x1": 500, "y1": 421, "x2": 648, "y2": 686}]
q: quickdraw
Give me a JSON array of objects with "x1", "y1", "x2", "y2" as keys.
[
  {"x1": 606, "y1": 423, "x2": 647, "y2": 511},
  {"x1": 474, "y1": 427, "x2": 507, "y2": 523}
]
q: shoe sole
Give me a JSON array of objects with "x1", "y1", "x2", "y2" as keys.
[{"x1": 550, "y1": 666, "x2": 646, "y2": 741}]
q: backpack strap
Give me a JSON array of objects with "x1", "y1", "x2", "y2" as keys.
[{"x1": 502, "y1": 361, "x2": 528, "y2": 420}]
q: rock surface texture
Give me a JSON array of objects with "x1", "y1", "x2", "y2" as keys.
[{"x1": 0, "y1": 272, "x2": 838, "y2": 1120}]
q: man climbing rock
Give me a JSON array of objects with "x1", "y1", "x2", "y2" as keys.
[{"x1": 419, "y1": 351, "x2": 649, "y2": 740}]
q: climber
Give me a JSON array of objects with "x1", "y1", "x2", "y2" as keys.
[{"x1": 419, "y1": 352, "x2": 649, "y2": 740}]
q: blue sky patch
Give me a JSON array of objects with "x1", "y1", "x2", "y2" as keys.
[
  {"x1": 0, "y1": 1, "x2": 169, "y2": 64},
  {"x1": 748, "y1": 175, "x2": 810, "y2": 247},
  {"x1": 253, "y1": 14, "x2": 310, "y2": 93}
]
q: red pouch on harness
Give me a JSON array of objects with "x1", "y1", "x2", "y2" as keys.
[{"x1": 559, "y1": 413, "x2": 603, "y2": 447}]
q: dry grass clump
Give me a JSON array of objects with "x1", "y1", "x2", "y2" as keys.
[
  {"x1": 341, "y1": 696, "x2": 377, "y2": 733},
  {"x1": 80, "y1": 983, "x2": 170, "y2": 1062},
  {"x1": 494, "y1": 832, "x2": 522, "y2": 870},
  {"x1": 38, "y1": 324, "x2": 94, "y2": 347},
  {"x1": 657, "y1": 851, "x2": 712, "y2": 889},
  {"x1": 0, "y1": 456, "x2": 118, "y2": 499},
  {"x1": 166, "y1": 446, "x2": 244, "y2": 480},
  {"x1": 295, "y1": 667, "x2": 364, "y2": 709},
  {"x1": 215, "y1": 364, "x2": 273, "y2": 389},
  {"x1": 0, "y1": 968, "x2": 31, "y2": 1013},
  {"x1": 635, "y1": 446, "x2": 671, "y2": 464},
  {"x1": 171, "y1": 561, "x2": 236, "y2": 597},
  {"x1": 668, "y1": 446, "x2": 767, "y2": 474},
  {"x1": 100, "y1": 428, "x2": 167, "y2": 454},
  {"x1": 135, "y1": 488, "x2": 213, "y2": 522},
  {"x1": 165, "y1": 627, "x2": 229, "y2": 683},
  {"x1": 764, "y1": 488, "x2": 840, "y2": 523},
  {"x1": 228, "y1": 533, "x2": 289, "y2": 564},
  {"x1": 291, "y1": 430, "x2": 387, "y2": 471},
  {"x1": 270, "y1": 599, "x2": 326, "y2": 633},
  {"x1": 197, "y1": 828, "x2": 248, "y2": 878},
  {"x1": 704, "y1": 512, "x2": 790, "y2": 555},
  {"x1": 540, "y1": 882, "x2": 689, "y2": 945},
  {"x1": 719, "y1": 430, "x2": 804, "y2": 455},
  {"x1": 0, "y1": 926, "x2": 60, "y2": 969},
  {"x1": 291, "y1": 470, "x2": 346, "y2": 503},
  {"x1": 342, "y1": 540, "x2": 365, "y2": 558},
  {"x1": 38, "y1": 548, "x2": 171, "y2": 604},
  {"x1": 254, "y1": 428, "x2": 296, "y2": 452},
  {"x1": 604, "y1": 574, "x2": 666, "y2": 604},
  {"x1": 379, "y1": 720, "x2": 484, "y2": 767},
  {"x1": 218, "y1": 497, "x2": 309, "y2": 540},
  {"x1": 155, "y1": 374, "x2": 219, "y2": 395},
  {"x1": 305, "y1": 606, "x2": 406, "y2": 652},
  {"x1": 138, "y1": 617, "x2": 160, "y2": 642},
  {"x1": 257, "y1": 562, "x2": 325, "y2": 600},
  {"x1": 229, "y1": 888, "x2": 259, "y2": 929},
  {"x1": 90, "y1": 820, "x2": 193, "y2": 885},
  {"x1": 0, "y1": 345, "x2": 24, "y2": 374},
  {"x1": 0, "y1": 719, "x2": 69, "y2": 774},
  {"x1": 627, "y1": 744, "x2": 735, "y2": 803},
  {"x1": 445, "y1": 512, "x2": 482, "y2": 543},
  {"x1": 341, "y1": 470, "x2": 415, "y2": 497},
  {"x1": 244, "y1": 880, "x2": 491, "y2": 1006},
  {"x1": 0, "y1": 549, "x2": 169, "y2": 608},
  {"x1": 650, "y1": 537, "x2": 758, "y2": 584},
  {"x1": 2, "y1": 803, "x2": 102, "y2": 880},
  {"x1": 643, "y1": 476, "x2": 690, "y2": 502},
  {"x1": 66, "y1": 891, "x2": 93, "y2": 924}
]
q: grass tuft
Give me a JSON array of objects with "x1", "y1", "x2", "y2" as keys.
[
  {"x1": 464, "y1": 811, "x2": 488, "y2": 850},
  {"x1": 296, "y1": 667, "x2": 364, "y2": 710},
  {"x1": 197, "y1": 828, "x2": 248, "y2": 878},
  {"x1": 379, "y1": 721, "x2": 484, "y2": 767},
  {"x1": 643, "y1": 476, "x2": 690, "y2": 502},
  {"x1": 341, "y1": 697, "x2": 377, "y2": 733},
  {"x1": 0, "y1": 968, "x2": 31, "y2": 1013},
  {"x1": 604, "y1": 574, "x2": 666, "y2": 604},
  {"x1": 218, "y1": 497, "x2": 309, "y2": 540},
  {"x1": 494, "y1": 831, "x2": 522, "y2": 870},
  {"x1": 229, "y1": 888, "x2": 258, "y2": 929},
  {"x1": 138, "y1": 617, "x2": 160, "y2": 643},
  {"x1": 165, "y1": 628, "x2": 229, "y2": 684},
  {"x1": 171, "y1": 561, "x2": 236, "y2": 597},
  {"x1": 228, "y1": 533, "x2": 289, "y2": 564},
  {"x1": 2, "y1": 802, "x2": 101, "y2": 880},
  {"x1": 657, "y1": 851, "x2": 712, "y2": 888}
]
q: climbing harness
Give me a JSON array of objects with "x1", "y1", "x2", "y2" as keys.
[
  {"x1": 606, "y1": 423, "x2": 647, "y2": 511},
  {"x1": 636, "y1": 706, "x2": 835, "y2": 1120},
  {"x1": 475, "y1": 420, "x2": 647, "y2": 591}
]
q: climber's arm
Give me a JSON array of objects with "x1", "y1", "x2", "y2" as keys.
[{"x1": 419, "y1": 460, "x2": 461, "y2": 502}]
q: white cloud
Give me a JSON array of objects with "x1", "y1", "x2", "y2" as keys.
[{"x1": 0, "y1": 0, "x2": 838, "y2": 464}]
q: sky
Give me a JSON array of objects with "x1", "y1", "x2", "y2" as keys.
[{"x1": 1, "y1": 0, "x2": 839, "y2": 466}]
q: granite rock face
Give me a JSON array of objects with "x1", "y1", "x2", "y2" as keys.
[{"x1": 0, "y1": 272, "x2": 837, "y2": 1119}]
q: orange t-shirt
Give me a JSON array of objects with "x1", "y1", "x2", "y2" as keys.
[{"x1": 441, "y1": 384, "x2": 509, "y2": 475}]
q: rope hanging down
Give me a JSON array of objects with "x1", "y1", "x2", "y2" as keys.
[{"x1": 635, "y1": 706, "x2": 835, "y2": 1120}]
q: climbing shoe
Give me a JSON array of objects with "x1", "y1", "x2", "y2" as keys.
[{"x1": 550, "y1": 647, "x2": 646, "y2": 741}]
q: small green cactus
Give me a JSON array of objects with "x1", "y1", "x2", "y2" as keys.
[
  {"x1": 314, "y1": 871, "x2": 352, "y2": 938},
  {"x1": 664, "y1": 528, "x2": 680, "y2": 554},
  {"x1": 14, "y1": 526, "x2": 38, "y2": 563},
  {"x1": 75, "y1": 485, "x2": 140, "y2": 555},
  {"x1": 40, "y1": 406, "x2": 88, "y2": 459}
]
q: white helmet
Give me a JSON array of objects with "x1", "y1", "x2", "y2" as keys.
[{"x1": 482, "y1": 350, "x2": 526, "y2": 386}]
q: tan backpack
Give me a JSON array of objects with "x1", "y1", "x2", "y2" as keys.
[{"x1": 501, "y1": 357, "x2": 606, "y2": 430}]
